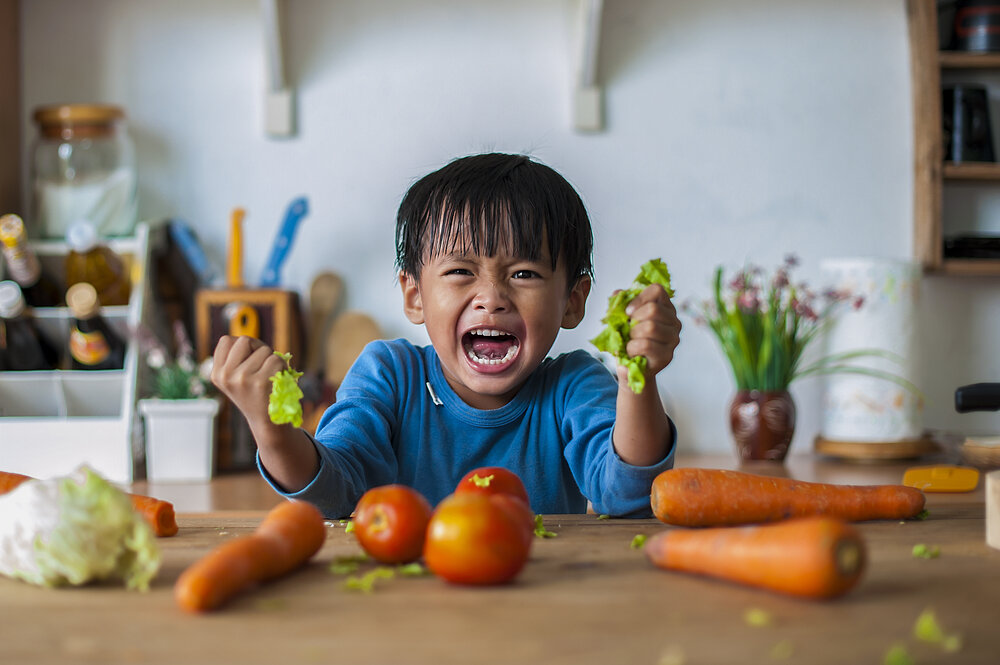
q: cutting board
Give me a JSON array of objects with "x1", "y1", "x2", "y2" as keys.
[{"x1": 324, "y1": 310, "x2": 383, "y2": 389}]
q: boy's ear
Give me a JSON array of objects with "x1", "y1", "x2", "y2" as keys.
[
  {"x1": 399, "y1": 271, "x2": 425, "y2": 324},
  {"x1": 561, "y1": 275, "x2": 591, "y2": 329}
]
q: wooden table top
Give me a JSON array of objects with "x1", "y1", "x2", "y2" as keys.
[{"x1": 3, "y1": 455, "x2": 998, "y2": 664}]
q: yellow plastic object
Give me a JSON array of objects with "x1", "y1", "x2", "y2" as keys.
[{"x1": 903, "y1": 465, "x2": 980, "y2": 493}]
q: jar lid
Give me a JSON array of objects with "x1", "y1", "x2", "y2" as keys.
[
  {"x1": 0, "y1": 214, "x2": 26, "y2": 247},
  {"x1": 33, "y1": 104, "x2": 125, "y2": 127},
  {"x1": 66, "y1": 282, "x2": 99, "y2": 318},
  {"x1": 66, "y1": 219, "x2": 98, "y2": 252},
  {"x1": 0, "y1": 280, "x2": 26, "y2": 318}
]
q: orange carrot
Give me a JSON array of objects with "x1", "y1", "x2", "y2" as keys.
[
  {"x1": 0, "y1": 470, "x2": 32, "y2": 493},
  {"x1": 174, "y1": 500, "x2": 326, "y2": 613},
  {"x1": 651, "y1": 468, "x2": 925, "y2": 527},
  {"x1": 127, "y1": 494, "x2": 179, "y2": 537},
  {"x1": 644, "y1": 517, "x2": 867, "y2": 599},
  {"x1": 0, "y1": 470, "x2": 179, "y2": 537}
]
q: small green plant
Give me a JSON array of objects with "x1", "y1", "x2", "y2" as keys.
[
  {"x1": 139, "y1": 321, "x2": 213, "y2": 399},
  {"x1": 686, "y1": 255, "x2": 918, "y2": 393}
]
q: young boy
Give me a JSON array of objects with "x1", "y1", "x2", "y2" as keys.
[{"x1": 211, "y1": 153, "x2": 681, "y2": 518}]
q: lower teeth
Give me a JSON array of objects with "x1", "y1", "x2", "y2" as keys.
[{"x1": 467, "y1": 345, "x2": 517, "y2": 366}]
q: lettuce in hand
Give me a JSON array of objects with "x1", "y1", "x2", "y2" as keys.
[
  {"x1": 591, "y1": 258, "x2": 674, "y2": 394},
  {"x1": 268, "y1": 351, "x2": 304, "y2": 428}
]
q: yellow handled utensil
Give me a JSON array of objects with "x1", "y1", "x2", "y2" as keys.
[{"x1": 227, "y1": 207, "x2": 246, "y2": 288}]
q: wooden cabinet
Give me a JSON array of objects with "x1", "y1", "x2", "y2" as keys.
[{"x1": 909, "y1": 0, "x2": 1000, "y2": 275}]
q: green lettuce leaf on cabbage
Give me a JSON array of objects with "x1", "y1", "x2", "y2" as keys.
[{"x1": 0, "y1": 467, "x2": 160, "y2": 591}]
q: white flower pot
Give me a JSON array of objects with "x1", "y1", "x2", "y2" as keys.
[{"x1": 139, "y1": 398, "x2": 220, "y2": 482}]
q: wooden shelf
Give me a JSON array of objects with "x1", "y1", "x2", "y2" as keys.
[
  {"x1": 943, "y1": 161, "x2": 1000, "y2": 180},
  {"x1": 940, "y1": 51, "x2": 1000, "y2": 69},
  {"x1": 938, "y1": 258, "x2": 1000, "y2": 276},
  {"x1": 908, "y1": 0, "x2": 1000, "y2": 277}
]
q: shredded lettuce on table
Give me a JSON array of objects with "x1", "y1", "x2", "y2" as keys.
[
  {"x1": 590, "y1": 258, "x2": 674, "y2": 394},
  {"x1": 533, "y1": 514, "x2": 557, "y2": 539},
  {"x1": 268, "y1": 351, "x2": 304, "y2": 428},
  {"x1": 0, "y1": 467, "x2": 160, "y2": 591},
  {"x1": 913, "y1": 608, "x2": 962, "y2": 652}
]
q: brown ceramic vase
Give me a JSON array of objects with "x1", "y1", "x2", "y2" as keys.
[{"x1": 728, "y1": 390, "x2": 796, "y2": 462}]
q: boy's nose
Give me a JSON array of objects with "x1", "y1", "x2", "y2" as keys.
[{"x1": 473, "y1": 281, "x2": 509, "y2": 312}]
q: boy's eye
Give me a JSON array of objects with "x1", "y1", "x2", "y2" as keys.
[
  {"x1": 445, "y1": 268, "x2": 473, "y2": 276},
  {"x1": 512, "y1": 270, "x2": 540, "y2": 279}
]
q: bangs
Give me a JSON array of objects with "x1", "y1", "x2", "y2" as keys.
[
  {"x1": 395, "y1": 153, "x2": 593, "y2": 282},
  {"x1": 422, "y1": 195, "x2": 553, "y2": 269}
]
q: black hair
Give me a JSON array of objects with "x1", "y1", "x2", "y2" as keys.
[{"x1": 394, "y1": 153, "x2": 594, "y2": 286}]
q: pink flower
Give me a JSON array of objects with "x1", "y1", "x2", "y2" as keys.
[
  {"x1": 772, "y1": 269, "x2": 789, "y2": 290},
  {"x1": 738, "y1": 291, "x2": 760, "y2": 311}
]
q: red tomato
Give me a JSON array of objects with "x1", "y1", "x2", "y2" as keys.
[
  {"x1": 424, "y1": 492, "x2": 533, "y2": 585},
  {"x1": 454, "y1": 466, "x2": 531, "y2": 505},
  {"x1": 352, "y1": 484, "x2": 432, "y2": 564},
  {"x1": 490, "y1": 492, "x2": 535, "y2": 548}
]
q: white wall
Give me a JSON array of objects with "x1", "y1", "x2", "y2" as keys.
[{"x1": 19, "y1": 0, "x2": 1000, "y2": 453}]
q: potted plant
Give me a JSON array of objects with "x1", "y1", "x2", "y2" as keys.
[
  {"x1": 137, "y1": 321, "x2": 219, "y2": 481},
  {"x1": 687, "y1": 255, "x2": 916, "y2": 462}
]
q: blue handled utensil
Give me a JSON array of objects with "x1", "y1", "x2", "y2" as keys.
[
  {"x1": 260, "y1": 196, "x2": 308, "y2": 287},
  {"x1": 168, "y1": 220, "x2": 223, "y2": 287}
]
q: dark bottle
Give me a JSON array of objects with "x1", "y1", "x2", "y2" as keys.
[
  {"x1": 0, "y1": 213, "x2": 63, "y2": 307},
  {"x1": 65, "y1": 219, "x2": 131, "y2": 307},
  {"x1": 0, "y1": 280, "x2": 60, "y2": 371},
  {"x1": 66, "y1": 282, "x2": 125, "y2": 371}
]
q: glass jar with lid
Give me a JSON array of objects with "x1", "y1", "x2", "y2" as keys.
[{"x1": 30, "y1": 104, "x2": 137, "y2": 240}]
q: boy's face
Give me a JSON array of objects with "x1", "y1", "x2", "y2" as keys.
[{"x1": 400, "y1": 238, "x2": 590, "y2": 410}]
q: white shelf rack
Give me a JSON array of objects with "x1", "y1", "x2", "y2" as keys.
[{"x1": 0, "y1": 223, "x2": 151, "y2": 483}]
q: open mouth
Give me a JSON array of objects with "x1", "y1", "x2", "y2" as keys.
[{"x1": 462, "y1": 328, "x2": 520, "y2": 367}]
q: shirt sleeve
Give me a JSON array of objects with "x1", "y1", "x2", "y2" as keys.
[
  {"x1": 557, "y1": 352, "x2": 676, "y2": 518},
  {"x1": 256, "y1": 341, "x2": 403, "y2": 518}
]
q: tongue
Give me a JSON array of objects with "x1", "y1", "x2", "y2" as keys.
[{"x1": 471, "y1": 338, "x2": 514, "y2": 360}]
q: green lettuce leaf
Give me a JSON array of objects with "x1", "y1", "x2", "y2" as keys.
[
  {"x1": 0, "y1": 467, "x2": 160, "y2": 591},
  {"x1": 268, "y1": 351, "x2": 304, "y2": 427},
  {"x1": 590, "y1": 258, "x2": 674, "y2": 394}
]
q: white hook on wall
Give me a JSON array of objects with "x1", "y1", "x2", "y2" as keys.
[
  {"x1": 574, "y1": 0, "x2": 604, "y2": 132},
  {"x1": 260, "y1": 0, "x2": 295, "y2": 137}
]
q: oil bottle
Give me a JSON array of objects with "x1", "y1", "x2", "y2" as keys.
[
  {"x1": 0, "y1": 214, "x2": 63, "y2": 307},
  {"x1": 0, "y1": 280, "x2": 60, "y2": 371},
  {"x1": 65, "y1": 219, "x2": 131, "y2": 307},
  {"x1": 66, "y1": 282, "x2": 125, "y2": 371}
]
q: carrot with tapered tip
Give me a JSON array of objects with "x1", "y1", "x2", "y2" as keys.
[
  {"x1": 651, "y1": 468, "x2": 925, "y2": 527},
  {"x1": 174, "y1": 499, "x2": 326, "y2": 612},
  {"x1": 644, "y1": 517, "x2": 867, "y2": 599}
]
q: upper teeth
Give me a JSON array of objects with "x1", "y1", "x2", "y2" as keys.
[{"x1": 470, "y1": 329, "x2": 507, "y2": 336}]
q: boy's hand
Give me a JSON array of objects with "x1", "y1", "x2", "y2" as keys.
[
  {"x1": 211, "y1": 335, "x2": 287, "y2": 430},
  {"x1": 619, "y1": 283, "x2": 681, "y2": 381}
]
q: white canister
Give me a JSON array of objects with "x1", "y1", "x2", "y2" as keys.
[{"x1": 819, "y1": 258, "x2": 923, "y2": 442}]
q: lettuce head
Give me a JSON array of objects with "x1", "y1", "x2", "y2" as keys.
[{"x1": 0, "y1": 467, "x2": 160, "y2": 591}]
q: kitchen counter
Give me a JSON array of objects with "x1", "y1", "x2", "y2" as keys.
[{"x1": 3, "y1": 455, "x2": 997, "y2": 664}]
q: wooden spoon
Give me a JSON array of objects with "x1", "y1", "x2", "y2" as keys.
[{"x1": 305, "y1": 271, "x2": 344, "y2": 374}]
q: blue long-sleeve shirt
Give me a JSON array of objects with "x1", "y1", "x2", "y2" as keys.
[{"x1": 259, "y1": 338, "x2": 675, "y2": 518}]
